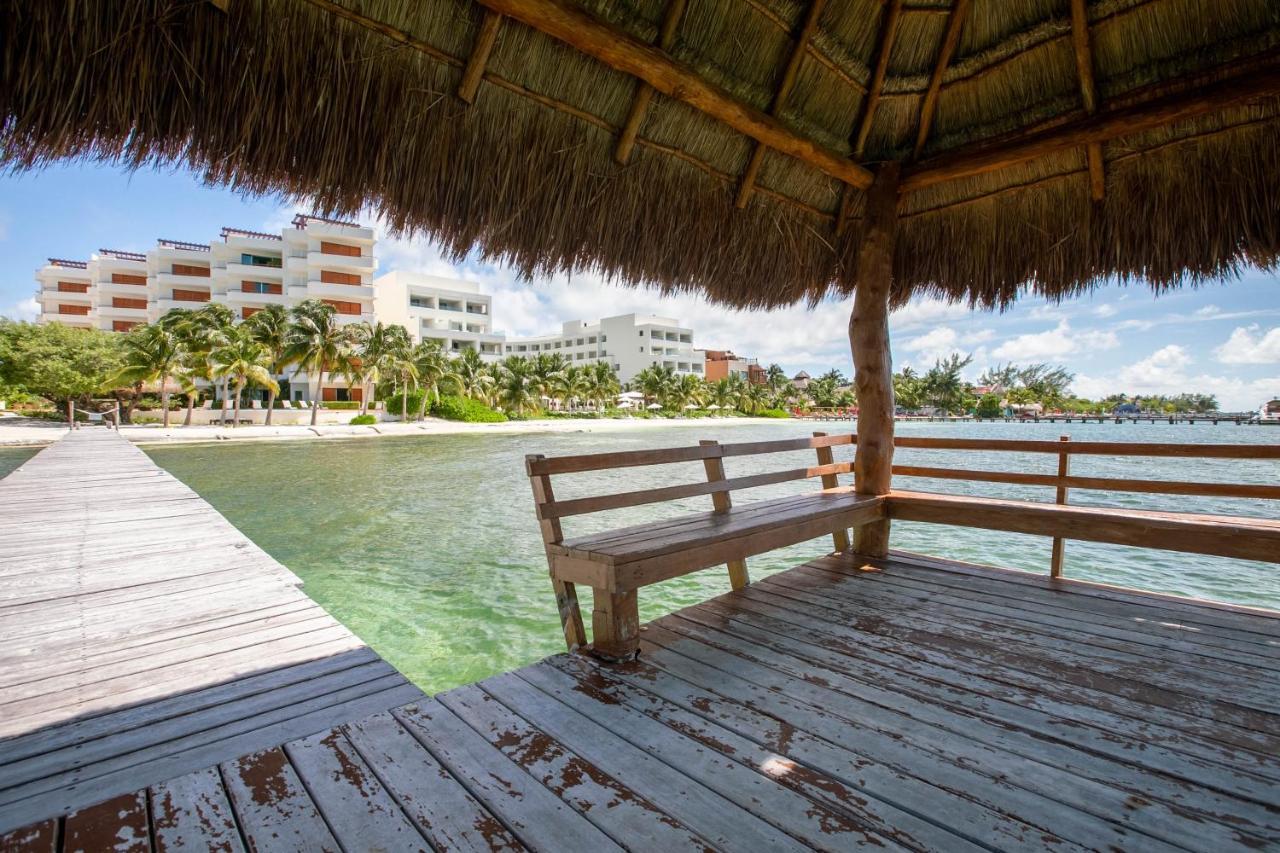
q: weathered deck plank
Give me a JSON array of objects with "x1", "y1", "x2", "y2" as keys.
[
  {"x1": 0, "y1": 430, "x2": 423, "y2": 833},
  {"x1": 3, "y1": 436, "x2": 1278, "y2": 851}
]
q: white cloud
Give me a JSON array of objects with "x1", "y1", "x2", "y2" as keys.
[
  {"x1": 1093, "y1": 303, "x2": 1116, "y2": 318},
  {"x1": 1074, "y1": 344, "x2": 1279, "y2": 410},
  {"x1": 1, "y1": 297, "x2": 39, "y2": 322},
  {"x1": 1195, "y1": 305, "x2": 1221, "y2": 317},
  {"x1": 991, "y1": 320, "x2": 1119, "y2": 361},
  {"x1": 1215, "y1": 325, "x2": 1280, "y2": 364}
]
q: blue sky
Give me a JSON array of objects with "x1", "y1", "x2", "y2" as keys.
[{"x1": 2, "y1": 162, "x2": 1277, "y2": 410}]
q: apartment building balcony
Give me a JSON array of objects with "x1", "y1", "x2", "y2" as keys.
[
  {"x1": 299, "y1": 220, "x2": 375, "y2": 243},
  {"x1": 96, "y1": 279, "x2": 150, "y2": 298},
  {"x1": 217, "y1": 289, "x2": 293, "y2": 308},
  {"x1": 154, "y1": 271, "x2": 214, "y2": 289},
  {"x1": 334, "y1": 312, "x2": 376, "y2": 327},
  {"x1": 97, "y1": 304, "x2": 150, "y2": 321},
  {"x1": 286, "y1": 253, "x2": 375, "y2": 275},
  {"x1": 38, "y1": 312, "x2": 94, "y2": 328},
  {"x1": 288, "y1": 281, "x2": 375, "y2": 301},
  {"x1": 39, "y1": 287, "x2": 92, "y2": 305},
  {"x1": 224, "y1": 261, "x2": 285, "y2": 280}
]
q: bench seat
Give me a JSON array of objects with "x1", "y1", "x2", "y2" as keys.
[
  {"x1": 549, "y1": 489, "x2": 884, "y2": 591},
  {"x1": 886, "y1": 490, "x2": 1280, "y2": 564}
]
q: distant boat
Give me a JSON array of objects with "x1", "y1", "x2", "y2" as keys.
[{"x1": 1257, "y1": 399, "x2": 1280, "y2": 424}]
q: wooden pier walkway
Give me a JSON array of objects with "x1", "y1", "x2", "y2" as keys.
[
  {"x1": 3, "y1": 431, "x2": 1279, "y2": 849},
  {"x1": 0, "y1": 430, "x2": 423, "y2": 833}
]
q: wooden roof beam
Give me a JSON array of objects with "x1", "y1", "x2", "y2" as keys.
[
  {"x1": 476, "y1": 0, "x2": 875, "y2": 190},
  {"x1": 901, "y1": 65, "x2": 1280, "y2": 193},
  {"x1": 835, "y1": 0, "x2": 904, "y2": 236},
  {"x1": 458, "y1": 11, "x2": 504, "y2": 104},
  {"x1": 1070, "y1": 0, "x2": 1105, "y2": 200},
  {"x1": 912, "y1": 0, "x2": 970, "y2": 160},
  {"x1": 615, "y1": 0, "x2": 686, "y2": 165},
  {"x1": 736, "y1": 0, "x2": 827, "y2": 209}
]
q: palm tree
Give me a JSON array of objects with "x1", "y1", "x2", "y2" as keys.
[
  {"x1": 184, "y1": 304, "x2": 236, "y2": 422},
  {"x1": 210, "y1": 329, "x2": 279, "y2": 428},
  {"x1": 529, "y1": 353, "x2": 569, "y2": 408},
  {"x1": 283, "y1": 300, "x2": 350, "y2": 426},
  {"x1": 389, "y1": 349, "x2": 419, "y2": 421},
  {"x1": 585, "y1": 361, "x2": 620, "y2": 412},
  {"x1": 741, "y1": 381, "x2": 771, "y2": 414},
  {"x1": 352, "y1": 322, "x2": 411, "y2": 415},
  {"x1": 104, "y1": 323, "x2": 183, "y2": 427},
  {"x1": 454, "y1": 348, "x2": 496, "y2": 405},
  {"x1": 635, "y1": 364, "x2": 677, "y2": 408},
  {"x1": 413, "y1": 340, "x2": 460, "y2": 420},
  {"x1": 668, "y1": 373, "x2": 707, "y2": 412},
  {"x1": 243, "y1": 304, "x2": 290, "y2": 425},
  {"x1": 497, "y1": 357, "x2": 539, "y2": 416}
]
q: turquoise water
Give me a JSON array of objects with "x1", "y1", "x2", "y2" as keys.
[{"x1": 144, "y1": 421, "x2": 1279, "y2": 693}]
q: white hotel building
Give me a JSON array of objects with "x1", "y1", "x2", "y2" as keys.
[
  {"x1": 501, "y1": 314, "x2": 702, "y2": 384},
  {"x1": 35, "y1": 217, "x2": 702, "y2": 393}
]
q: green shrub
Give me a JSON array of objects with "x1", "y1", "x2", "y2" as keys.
[
  {"x1": 350, "y1": 414, "x2": 377, "y2": 425},
  {"x1": 431, "y1": 395, "x2": 507, "y2": 423},
  {"x1": 756, "y1": 408, "x2": 790, "y2": 418},
  {"x1": 321, "y1": 400, "x2": 361, "y2": 410},
  {"x1": 383, "y1": 390, "x2": 426, "y2": 418},
  {"x1": 975, "y1": 393, "x2": 1003, "y2": 419}
]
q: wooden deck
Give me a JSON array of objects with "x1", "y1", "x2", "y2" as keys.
[
  {"x1": 3, "y1": 430, "x2": 1279, "y2": 850},
  {"x1": 0, "y1": 430, "x2": 424, "y2": 834}
]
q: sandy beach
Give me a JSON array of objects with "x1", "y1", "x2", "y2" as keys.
[{"x1": 0, "y1": 413, "x2": 784, "y2": 447}]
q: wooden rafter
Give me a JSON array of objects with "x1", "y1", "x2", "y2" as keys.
[
  {"x1": 475, "y1": 0, "x2": 875, "y2": 189},
  {"x1": 615, "y1": 0, "x2": 687, "y2": 165},
  {"x1": 458, "y1": 11, "x2": 504, "y2": 104},
  {"x1": 912, "y1": 0, "x2": 970, "y2": 160},
  {"x1": 835, "y1": 0, "x2": 903, "y2": 237},
  {"x1": 901, "y1": 65, "x2": 1280, "y2": 193},
  {"x1": 735, "y1": 0, "x2": 827, "y2": 209},
  {"x1": 1069, "y1": 0, "x2": 1105, "y2": 200}
]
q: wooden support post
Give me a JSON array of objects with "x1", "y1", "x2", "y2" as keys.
[
  {"x1": 1050, "y1": 435, "x2": 1070, "y2": 578},
  {"x1": 736, "y1": 0, "x2": 826, "y2": 209},
  {"x1": 590, "y1": 589, "x2": 640, "y2": 662},
  {"x1": 1069, "y1": 0, "x2": 1105, "y2": 201},
  {"x1": 67, "y1": 400, "x2": 74, "y2": 430},
  {"x1": 912, "y1": 0, "x2": 970, "y2": 160},
  {"x1": 849, "y1": 162, "x2": 900, "y2": 556},
  {"x1": 700, "y1": 440, "x2": 749, "y2": 589},
  {"x1": 526, "y1": 455, "x2": 587, "y2": 652},
  {"x1": 813, "y1": 432, "x2": 851, "y2": 552},
  {"x1": 615, "y1": 0, "x2": 687, "y2": 164},
  {"x1": 458, "y1": 11, "x2": 503, "y2": 104}
]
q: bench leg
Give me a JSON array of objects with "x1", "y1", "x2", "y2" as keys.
[
  {"x1": 590, "y1": 589, "x2": 640, "y2": 662},
  {"x1": 552, "y1": 578, "x2": 587, "y2": 652},
  {"x1": 854, "y1": 519, "x2": 891, "y2": 557},
  {"x1": 726, "y1": 560, "x2": 750, "y2": 590}
]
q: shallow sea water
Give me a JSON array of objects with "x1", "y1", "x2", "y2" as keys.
[{"x1": 132, "y1": 420, "x2": 1280, "y2": 692}]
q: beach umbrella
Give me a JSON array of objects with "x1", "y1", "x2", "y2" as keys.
[
  {"x1": 618, "y1": 391, "x2": 644, "y2": 400},
  {"x1": 647, "y1": 403, "x2": 662, "y2": 410},
  {"x1": 683, "y1": 404, "x2": 699, "y2": 410},
  {"x1": 707, "y1": 404, "x2": 721, "y2": 410},
  {"x1": 617, "y1": 400, "x2": 633, "y2": 409}
]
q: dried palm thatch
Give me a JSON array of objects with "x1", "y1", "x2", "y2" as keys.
[{"x1": 1, "y1": 0, "x2": 1277, "y2": 309}]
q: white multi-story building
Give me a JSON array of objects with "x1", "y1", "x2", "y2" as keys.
[
  {"x1": 502, "y1": 314, "x2": 702, "y2": 383},
  {"x1": 372, "y1": 271, "x2": 504, "y2": 360}
]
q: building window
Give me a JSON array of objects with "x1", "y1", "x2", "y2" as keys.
[
  {"x1": 320, "y1": 269, "x2": 362, "y2": 285},
  {"x1": 588, "y1": 336, "x2": 596, "y2": 344},
  {"x1": 600, "y1": 334, "x2": 607, "y2": 342},
  {"x1": 241, "y1": 253, "x2": 282, "y2": 268},
  {"x1": 554, "y1": 342, "x2": 561, "y2": 349},
  {"x1": 172, "y1": 263, "x2": 210, "y2": 277},
  {"x1": 638, "y1": 330, "x2": 644, "y2": 336},
  {"x1": 112, "y1": 320, "x2": 139, "y2": 332},
  {"x1": 112, "y1": 297, "x2": 148, "y2": 309},
  {"x1": 242, "y1": 307, "x2": 260, "y2": 319},
  {"x1": 58, "y1": 304, "x2": 90, "y2": 316},
  {"x1": 319, "y1": 241, "x2": 362, "y2": 257},
  {"x1": 171, "y1": 289, "x2": 210, "y2": 303},
  {"x1": 322, "y1": 299, "x2": 362, "y2": 316},
  {"x1": 576, "y1": 338, "x2": 584, "y2": 346},
  {"x1": 242, "y1": 281, "x2": 282, "y2": 294},
  {"x1": 111, "y1": 273, "x2": 146, "y2": 286},
  {"x1": 409, "y1": 296, "x2": 432, "y2": 308},
  {"x1": 57, "y1": 281, "x2": 89, "y2": 293}
]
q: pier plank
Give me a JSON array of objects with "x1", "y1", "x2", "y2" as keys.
[{"x1": 149, "y1": 767, "x2": 244, "y2": 853}]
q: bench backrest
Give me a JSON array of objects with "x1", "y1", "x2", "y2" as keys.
[{"x1": 526, "y1": 433, "x2": 855, "y2": 544}]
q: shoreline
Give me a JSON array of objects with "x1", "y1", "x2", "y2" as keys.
[{"x1": 0, "y1": 415, "x2": 788, "y2": 448}]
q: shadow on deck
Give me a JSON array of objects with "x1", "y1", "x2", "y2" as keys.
[{"x1": 6, "y1": 551, "x2": 1277, "y2": 850}]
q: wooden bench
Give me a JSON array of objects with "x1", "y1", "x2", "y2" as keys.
[{"x1": 526, "y1": 434, "x2": 884, "y2": 660}]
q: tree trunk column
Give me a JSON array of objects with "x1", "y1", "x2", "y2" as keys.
[{"x1": 850, "y1": 162, "x2": 900, "y2": 557}]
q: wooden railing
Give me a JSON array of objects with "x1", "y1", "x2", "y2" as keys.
[{"x1": 886, "y1": 435, "x2": 1280, "y2": 576}]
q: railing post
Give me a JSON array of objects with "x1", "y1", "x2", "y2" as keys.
[
  {"x1": 526, "y1": 454, "x2": 588, "y2": 653},
  {"x1": 67, "y1": 400, "x2": 74, "y2": 430},
  {"x1": 1050, "y1": 434, "x2": 1070, "y2": 578},
  {"x1": 113, "y1": 402, "x2": 121, "y2": 431},
  {"x1": 813, "y1": 432, "x2": 851, "y2": 553},
  {"x1": 701, "y1": 440, "x2": 750, "y2": 589}
]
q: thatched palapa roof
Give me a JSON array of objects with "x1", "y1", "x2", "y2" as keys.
[{"x1": 2, "y1": 0, "x2": 1278, "y2": 309}]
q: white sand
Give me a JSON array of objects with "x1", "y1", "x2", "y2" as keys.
[{"x1": 0, "y1": 413, "x2": 784, "y2": 448}]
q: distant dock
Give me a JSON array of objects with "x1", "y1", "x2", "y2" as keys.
[{"x1": 795, "y1": 410, "x2": 1257, "y2": 425}]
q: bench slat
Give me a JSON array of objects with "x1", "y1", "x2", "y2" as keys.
[
  {"x1": 893, "y1": 465, "x2": 1280, "y2": 500},
  {"x1": 527, "y1": 434, "x2": 854, "y2": 476},
  {"x1": 886, "y1": 491, "x2": 1280, "y2": 564},
  {"x1": 540, "y1": 462, "x2": 853, "y2": 519}
]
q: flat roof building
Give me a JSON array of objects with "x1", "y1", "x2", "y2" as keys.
[
  {"x1": 373, "y1": 271, "x2": 504, "y2": 360},
  {"x1": 503, "y1": 313, "x2": 702, "y2": 383}
]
